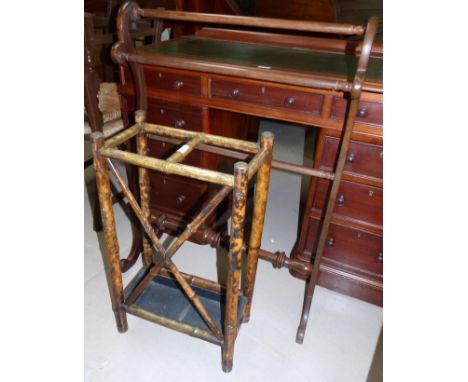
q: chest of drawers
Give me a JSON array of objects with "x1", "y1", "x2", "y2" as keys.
[{"x1": 291, "y1": 111, "x2": 383, "y2": 306}]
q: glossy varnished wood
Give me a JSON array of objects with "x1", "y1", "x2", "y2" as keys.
[
  {"x1": 320, "y1": 135, "x2": 383, "y2": 181},
  {"x1": 303, "y1": 217, "x2": 383, "y2": 276},
  {"x1": 312, "y1": 179, "x2": 383, "y2": 228},
  {"x1": 111, "y1": 5, "x2": 382, "y2": 346}
]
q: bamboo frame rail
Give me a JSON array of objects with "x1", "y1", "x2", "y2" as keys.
[
  {"x1": 107, "y1": 158, "x2": 165, "y2": 254},
  {"x1": 163, "y1": 186, "x2": 232, "y2": 260},
  {"x1": 101, "y1": 146, "x2": 236, "y2": 186},
  {"x1": 142, "y1": 123, "x2": 259, "y2": 154},
  {"x1": 100, "y1": 121, "x2": 267, "y2": 187},
  {"x1": 125, "y1": 304, "x2": 223, "y2": 345},
  {"x1": 166, "y1": 259, "x2": 223, "y2": 339},
  {"x1": 92, "y1": 112, "x2": 274, "y2": 372},
  {"x1": 147, "y1": 134, "x2": 335, "y2": 180}
]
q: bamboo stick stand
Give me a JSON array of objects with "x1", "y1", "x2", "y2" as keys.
[{"x1": 91, "y1": 115, "x2": 274, "y2": 372}]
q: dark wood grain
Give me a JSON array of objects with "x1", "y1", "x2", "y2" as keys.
[
  {"x1": 330, "y1": 96, "x2": 383, "y2": 126},
  {"x1": 210, "y1": 78, "x2": 324, "y2": 116},
  {"x1": 138, "y1": 8, "x2": 366, "y2": 35},
  {"x1": 145, "y1": 67, "x2": 202, "y2": 96},
  {"x1": 255, "y1": 0, "x2": 336, "y2": 22},
  {"x1": 320, "y1": 136, "x2": 383, "y2": 180},
  {"x1": 312, "y1": 179, "x2": 383, "y2": 228},
  {"x1": 304, "y1": 217, "x2": 383, "y2": 276}
]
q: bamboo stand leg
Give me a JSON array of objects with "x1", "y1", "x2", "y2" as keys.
[
  {"x1": 135, "y1": 110, "x2": 153, "y2": 267},
  {"x1": 91, "y1": 132, "x2": 128, "y2": 332},
  {"x1": 222, "y1": 162, "x2": 248, "y2": 373},
  {"x1": 242, "y1": 132, "x2": 274, "y2": 323}
]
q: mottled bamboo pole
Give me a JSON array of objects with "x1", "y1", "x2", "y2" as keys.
[
  {"x1": 166, "y1": 260, "x2": 223, "y2": 339},
  {"x1": 166, "y1": 134, "x2": 203, "y2": 163},
  {"x1": 106, "y1": 158, "x2": 166, "y2": 255},
  {"x1": 143, "y1": 123, "x2": 258, "y2": 154},
  {"x1": 164, "y1": 186, "x2": 231, "y2": 259},
  {"x1": 125, "y1": 304, "x2": 222, "y2": 345},
  {"x1": 159, "y1": 268, "x2": 223, "y2": 293},
  {"x1": 126, "y1": 185, "x2": 231, "y2": 305},
  {"x1": 100, "y1": 147, "x2": 235, "y2": 187},
  {"x1": 125, "y1": 261, "x2": 166, "y2": 306},
  {"x1": 103, "y1": 124, "x2": 140, "y2": 148},
  {"x1": 246, "y1": 147, "x2": 269, "y2": 181},
  {"x1": 123, "y1": 266, "x2": 148, "y2": 300},
  {"x1": 242, "y1": 132, "x2": 274, "y2": 323},
  {"x1": 135, "y1": 110, "x2": 153, "y2": 267},
  {"x1": 222, "y1": 162, "x2": 248, "y2": 373},
  {"x1": 91, "y1": 132, "x2": 127, "y2": 332},
  {"x1": 148, "y1": 134, "x2": 335, "y2": 180}
]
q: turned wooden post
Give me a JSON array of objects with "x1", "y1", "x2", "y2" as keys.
[
  {"x1": 222, "y1": 162, "x2": 248, "y2": 373},
  {"x1": 295, "y1": 16, "x2": 379, "y2": 345},
  {"x1": 242, "y1": 131, "x2": 274, "y2": 322},
  {"x1": 135, "y1": 110, "x2": 153, "y2": 267},
  {"x1": 91, "y1": 132, "x2": 128, "y2": 332}
]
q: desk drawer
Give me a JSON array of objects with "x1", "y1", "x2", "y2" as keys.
[
  {"x1": 210, "y1": 79, "x2": 323, "y2": 115},
  {"x1": 147, "y1": 105, "x2": 202, "y2": 131},
  {"x1": 313, "y1": 179, "x2": 382, "y2": 227},
  {"x1": 305, "y1": 217, "x2": 383, "y2": 276},
  {"x1": 320, "y1": 136, "x2": 383, "y2": 180},
  {"x1": 146, "y1": 105, "x2": 202, "y2": 165},
  {"x1": 149, "y1": 173, "x2": 207, "y2": 217},
  {"x1": 330, "y1": 96, "x2": 382, "y2": 126},
  {"x1": 144, "y1": 68, "x2": 201, "y2": 96}
]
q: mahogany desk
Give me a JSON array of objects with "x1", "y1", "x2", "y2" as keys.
[{"x1": 119, "y1": 26, "x2": 383, "y2": 305}]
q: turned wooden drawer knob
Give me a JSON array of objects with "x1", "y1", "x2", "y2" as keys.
[
  {"x1": 376, "y1": 252, "x2": 383, "y2": 262},
  {"x1": 229, "y1": 88, "x2": 240, "y2": 98},
  {"x1": 346, "y1": 153, "x2": 356, "y2": 163},
  {"x1": 336, "y1": 194, "x2": 345, "y2": 206},
  {"x1": 326, "y1": 237, "x2": 335, "y2": 247},
  {"x1": 357, "y1": 108, "x2": 368, "y2": 117},
  {"x1": 176, "y1": 195, "x2": 186, "y2": 205},
  {"x1": 175, "y1": 119, "x2": 186, "y2": 128},
  {"x1": 284, "y1": 97, "x2": 296, "y2": 107},
  {"x1": 173, "y1": 80, "x2": 184, "y2": 90}
]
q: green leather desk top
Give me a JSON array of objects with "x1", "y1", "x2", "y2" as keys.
[{"x1": 141, "y1": 36, "x2": 383, "y2": 85}]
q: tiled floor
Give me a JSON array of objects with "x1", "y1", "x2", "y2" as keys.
[{"x1": 84, "y1": 121, "x2": 382, "y2": 382}]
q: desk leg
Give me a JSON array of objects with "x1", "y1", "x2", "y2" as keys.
[
  {"x1": 296, "y1": 97, "x2": 360, "y2": 344},
  {"x1": 91, "y1": 132, "x2": 128, "y2": 333}
]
